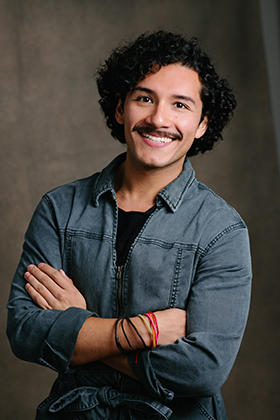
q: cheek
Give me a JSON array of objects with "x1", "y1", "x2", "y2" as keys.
[
  {"x1": 125, "y1": 104, "x2": 149, "y2": 123},
  {"x1": 179, "y1": 121, "x2": 198, "y2": 135},
  {"x1": 185, "y1": 116, "x2": 203, "y2": 133},
  {"x1": 122, "y1": 108, "x2": 136, "y2": 127}
]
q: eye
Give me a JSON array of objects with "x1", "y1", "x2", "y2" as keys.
[
  {"x1": 136, "y1": 96, "x2": 152, "y2": 103},
  {"x1": 174, "y1": 102, "x2": 188, "y2": 109}
]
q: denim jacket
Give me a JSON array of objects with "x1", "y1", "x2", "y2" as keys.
[{"x1": 7, "y1": 153, "x2": 252, "y2": 420}]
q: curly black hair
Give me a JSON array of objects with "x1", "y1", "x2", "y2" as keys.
[{"x1": 96, "y1": 30, "x2": 236, "y2": 156}]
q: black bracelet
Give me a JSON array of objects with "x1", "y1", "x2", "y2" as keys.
[
  {"x1": 115, "y1": 318, "x2": 128, "y2": 355},
  {"x1": 121, "y1": 317, "x2": 134, "y2": 349},
  {"x1": 125, "y1": 316, "x2": 148, "y2": 349}
]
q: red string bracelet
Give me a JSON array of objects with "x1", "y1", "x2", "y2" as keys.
[
  {"x1": 147, "y1": 311, "x2": 159, "y2": 338},
  {"x1": 144, "y1": 312, "x2": 158, "y2": 348}
]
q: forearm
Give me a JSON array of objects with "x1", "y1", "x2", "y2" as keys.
[
  {"x1": 70, "y1": 315, "x2": 152, "y2": 365},
  {"x1": 19, "y1": 262, "x2": 187, "y2": 370},
  {"x1": 71, "y1": 308, "x2": 186, "y2": 366}
]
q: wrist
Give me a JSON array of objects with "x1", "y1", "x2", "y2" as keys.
[
  {"x1": 114, "y1": 312, "x2": 159, "y2": 355},
  {"x1": 131, "y1": 316, "x2": 153, "y2": 348},
  {"x1": 114, "y1": 316, "x2": 152, "y2": 355}
]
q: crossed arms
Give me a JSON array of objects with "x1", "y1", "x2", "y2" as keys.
[
  {"x1": 7, "y1": 191, "x2": 252, "y2": 398},
  {"x1": 24, "y1": 262, "x2": 187, "y2": 378}
]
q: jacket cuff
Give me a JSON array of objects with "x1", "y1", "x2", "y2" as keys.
[
  {"x1": 39, "y1": 307, "x2": 96, "y2": 372},
  {"x1": 127, "y1": 349, "x2": 174, "y2": 403}
]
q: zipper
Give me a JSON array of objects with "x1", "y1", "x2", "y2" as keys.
[{"x1": 116, "y1": 265, "x2": 123, "y2": 317}]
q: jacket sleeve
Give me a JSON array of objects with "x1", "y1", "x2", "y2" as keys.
[
  {"x1": 6, "y1": 195, "x2": 95, "y2": 373},
  {"x1": 128, "y1": 224, "x2": 252, "y2": 401}
]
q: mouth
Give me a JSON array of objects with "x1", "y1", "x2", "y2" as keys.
[
  {"x1": 141, "y1": 133, "x2": 174, "y2": 144},
  {"x1": 133, "y1": 125, "x2": 182, "y2": 144}
]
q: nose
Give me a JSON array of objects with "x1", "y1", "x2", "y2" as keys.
[{"x1": 145, "y1": 102, "x2": 171, "y2": 128}]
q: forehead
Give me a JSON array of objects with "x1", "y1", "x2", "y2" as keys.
[{"x1": 134, "y1": 63, "x2": 202, "y2": 99}]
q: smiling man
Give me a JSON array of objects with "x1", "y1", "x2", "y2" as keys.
[
  {"x1": 115, "y1": 64, "x2": 208, "y2": 185},
  {"x1": 7, "y1": 31, "x2": 252, "y2": 420}
]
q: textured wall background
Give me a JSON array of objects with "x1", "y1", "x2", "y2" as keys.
[{"x1": 1, "y1": 0, "x2": 280, "y2": 418}]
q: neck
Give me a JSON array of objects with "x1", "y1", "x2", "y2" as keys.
[{"x1": 114, "y1": 155, "x2": 184, "y2": 212}]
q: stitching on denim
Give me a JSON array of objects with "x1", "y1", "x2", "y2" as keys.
[
  {"x1": 42, "y1": 194, "x2": 62, "y2": 239},
  {"x1": 196, "y1": 181, "x2": 249, "y2": 228},
  {"x1": 169, "y1": 248, "x2": 182, "y2": 307},
  {"x1": 112, "y1": 193, "x2": 119, "y2": 265},
  {"x1": 42, "y1": 194, "x2": 56, "y2": 219},
  {"x1": 137, "y1": 237, "x2": 201, "y2": 251},
  {"x1": 159, "y1": 173, "x2": 195, "y2": 211},
  {"x1": 66, "y1": 234, "x2": 73, "y2": 277},
  {"x1": 38, "y1": 357, "x2": 59, "y2": 372},
  {"x1": 60, "y1": 229, "x2": 113, "y2": 242},
  {"x1": 36, "y1": 389, "x2": 66, "y2": 412},
  {"x1": 201, "y1": 222, "x2": 246, "y2": 258},
  {"x1": 194, "y1": 400, "x2": 216, "y2": 420}
]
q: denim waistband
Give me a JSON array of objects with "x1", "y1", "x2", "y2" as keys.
[{"x1": 48, "y1": 385, "x2": 172, "y2": 419}]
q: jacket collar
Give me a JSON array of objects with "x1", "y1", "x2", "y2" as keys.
[{"x1": 92, "y1": 153, "x2": 195, "y2": 212}]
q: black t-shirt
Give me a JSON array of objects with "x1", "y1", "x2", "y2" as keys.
[{"x1": 116, "y1": 206, "x2": 156, "y2": 266}]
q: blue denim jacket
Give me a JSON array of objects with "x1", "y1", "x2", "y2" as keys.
[{"x1": 7, "y1": 153, "x2": 252, "y2": 419}]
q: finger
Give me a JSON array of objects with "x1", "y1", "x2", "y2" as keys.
[
  {"x1": 24, "y1": 269, "x2": 60, "y2": 306},
  {"x1": 59, "y1": 269, "x2": 74, "y2": 285},
  {"x1": 27, "y1": 264, "x2": 66, "y2": 296},
  {"x1": 25, "y1": 281, "x2": 52, "y2": 310},
  {"x1": 26, "y1": 264, "x2": 87, "y2": 310},
  {"x1": 37, "y1": 263, "x2": 72, "y2": 289}
]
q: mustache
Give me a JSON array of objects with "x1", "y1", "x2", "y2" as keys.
[{"x1": 132, "y1": 124, "x2": 182, "y2": 141}]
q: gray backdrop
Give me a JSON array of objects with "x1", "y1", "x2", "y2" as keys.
[{"x1": 1, "y1": 1, "x2": 280, "y2": 419}]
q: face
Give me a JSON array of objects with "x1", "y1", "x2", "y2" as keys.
[{"x1": 115, "y1": 63, "x2": 208, "y2": 175}]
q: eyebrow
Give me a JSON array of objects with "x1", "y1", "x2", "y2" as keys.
[
  {"x1": 173, "y1": 94, "x2": 196, "y2": 106},
  {"x1": 131, "y1": 87, "x2": 197, "y2": 106}
]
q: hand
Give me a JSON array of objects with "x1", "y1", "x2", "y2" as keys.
[
  {"x1": 153, "y1": 308, "x2": 187, "y2": 346},
  {"x1": 24, "y1": 263, "x2": 87, "y2": 310}
]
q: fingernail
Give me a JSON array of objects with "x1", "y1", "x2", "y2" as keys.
[
  {"x1": 27, "y1": 265, "x2": 34, "y2": 272},
  {"x1": 25, "y1": 271, "x2": 30, "y2": 278},
  {"x1": 38, "y1": 263, "x2": 45, "y2": 268}
]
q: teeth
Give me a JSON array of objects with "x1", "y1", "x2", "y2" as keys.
[{"x1": 142, "y1": 133, "x2": 173, "y2": 144}]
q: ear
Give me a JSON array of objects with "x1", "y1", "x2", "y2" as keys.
[
  {"x1": 115, "y1": 98, "x2": 124, "y2": 125},
  {"x1": 195, "y1": 115, "x2": 209, "y2": 139}
]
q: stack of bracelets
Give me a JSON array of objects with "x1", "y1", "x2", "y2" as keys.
[{"x1": 115, "y1": 312, "x2": 159, "y2": 355}]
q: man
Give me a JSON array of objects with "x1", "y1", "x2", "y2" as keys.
[{"x1": 7, "y1": 31, "x2": 252, "y2": 419}]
